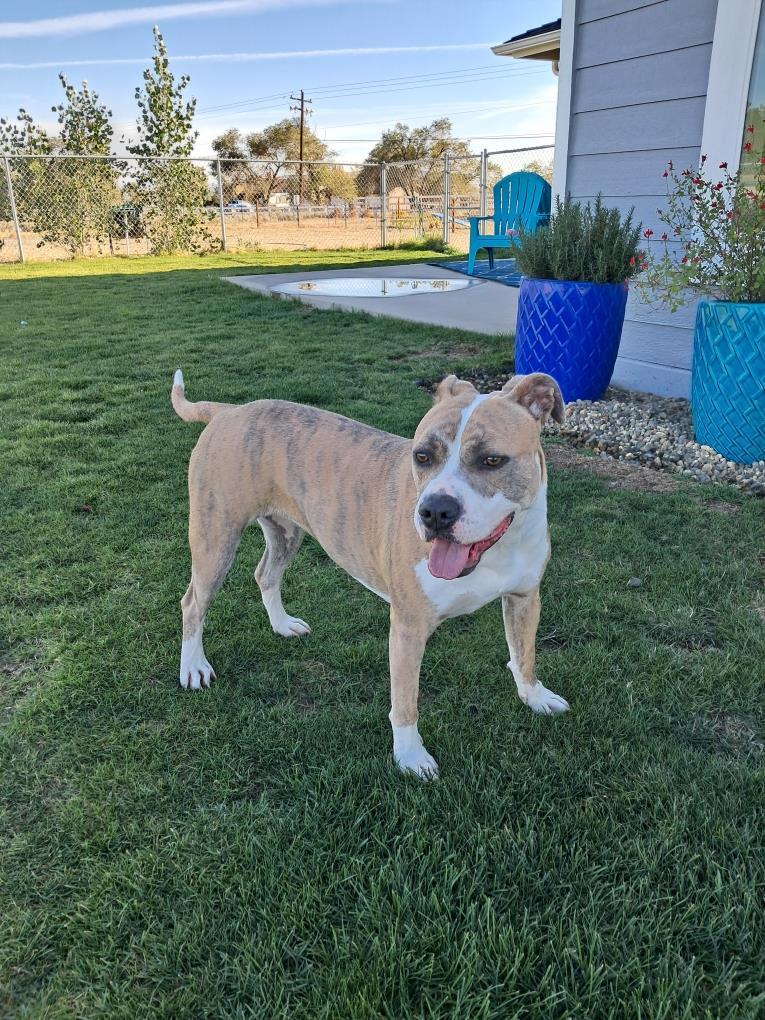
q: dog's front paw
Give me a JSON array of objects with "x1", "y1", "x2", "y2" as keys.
[
  {"x1": 180, "y1": 655, "x2": 216, "y2": 690},
  {"x1": 395, "y1": 746, "x2": 440, "y2": 780},
  {"x1": 513, "y1": 675, "x2": 570, "y2": 715},
  {"x1": 392, "y1": 724, "x2": 439, "y2": 780},
  {"x1": 180, "y1": 633, "x2": 216, "y2": 690},
  {"x1": 272, "y1": 614, "x2": 311, "y2": 638}
]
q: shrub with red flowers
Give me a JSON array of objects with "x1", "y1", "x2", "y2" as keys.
[{"x1": 639, "y1": 133, "x2": 765, "y2": 309}]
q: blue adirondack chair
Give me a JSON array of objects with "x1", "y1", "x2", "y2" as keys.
[{"x1": 467, "y1": 171, "x2": 551, "y2": 274}]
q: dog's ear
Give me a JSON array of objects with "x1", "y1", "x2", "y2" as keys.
[
  {"x1": 433, "y1": 374, "x2": 477, "y2": 404},
  {"x1": 500, "y1": 375, "x2": 522, "y2": 394},
  {"x1": 503, "y1": 373, "x2": 565, "y2": 424}
]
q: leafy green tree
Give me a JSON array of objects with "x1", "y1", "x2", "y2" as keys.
[
  {"x1": 213, "y1": 119, "x2": 334, "y2": 203},
  {"x1": 357, "y1": 119, "x2": 478, "y2": 197},
  {"x1": 1, "y1": 78, "x2": 119, "y2": 255},
  {"x1": 211, "y1": 128, "x2": 265, "y2": 203},
  {"x1": 521, "y1": 157, "x2": 554, "y2": 184},
  {"x1": 0, "y1": 110, "x2": 50, "y2": 229},
  {"x1": 0, "y1": 109, "x2": 51, "y2": 155},
  {"x1": 308, "y1": 162, "x2": 357, "y2": 205},
  {"x1": 126, "y1": 27, "x2": 214, "y2": 254}
]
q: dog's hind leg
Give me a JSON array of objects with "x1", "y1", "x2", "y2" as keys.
[
  {"x1": 255, "y1": 515, "x2": 310, "y2": 637},
  {"x1": 180, "y1": 510, "x2": 244, "y2": 690}
]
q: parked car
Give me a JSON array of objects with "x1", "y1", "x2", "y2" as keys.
[{"x1": 224, "y1": 200, "x2": 253, "y2": 214}]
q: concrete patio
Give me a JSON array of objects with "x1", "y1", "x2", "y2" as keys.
[{"x1": 225, "y1": 262, "x2": 518, "y2": 335}]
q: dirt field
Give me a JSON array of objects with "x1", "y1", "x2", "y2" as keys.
[{"x1": 0, "y1": 214, "x2": 471, "y2": 262}]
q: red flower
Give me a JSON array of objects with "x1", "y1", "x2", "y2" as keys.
[
  {"x1": 714, "y1": 182, "x2": 723, "y2": 190},
  {"x1": 681, "y1": 256, "x2": 688, "y2": 264},
  {"x1": 662, "y1": 170, "x2": 669, "y2": 178},
  {"x1": 747, "y1": 124, "x2": 755, "y2": 133},
  {"x1": 643, "y1": 228, "x2": 653, "y2": 238},
  {"x1": 692, "y1": 177, "x2": 703, "y2": 185},
  {"x1": 761, "y1": 156, "x2": 765, "y2": 165},
  {"x1": 744, "y1": 142, "x2": 753, "y2": 152},
  {"x1": 726, "y1": 211, "x2": 734, "y2": 220},
  {"x1": 660, "y1": 232, "x2": 668, "y2": 241},
  {"x1": 719, "y1": 162, "x2": 727, "y2": 169},
  {"x1": 629, "y1": 256, "x2": 635, "y2": 266}
]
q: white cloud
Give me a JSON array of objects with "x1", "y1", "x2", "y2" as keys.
[
  {"x1": 0, "y1": 0, "x2": 385, "y2": 39},
  {"x1": 0, "y1": 41, "x2": 492, "y2": 70}
]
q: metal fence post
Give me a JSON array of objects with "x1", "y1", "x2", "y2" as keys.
[
  {"x1": 3, "y1": 156, "x2": 24, "y2": 264},
  {"x1": 442, "y1": 152, "x2": 450, "y2": 246},
  {"x1": 379, "y1": 161, "x2": 387, "y2": 247},
  {"x1": 216, "y1": 159, "x2": 228, "y2": 252},
  {"x1": 479, "y1": 148, "x2": 488, "y2": 219}
]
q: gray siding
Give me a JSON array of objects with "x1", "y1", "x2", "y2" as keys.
[{"x1": 565, "y1": 0, "x2": 719, "y2": 396}]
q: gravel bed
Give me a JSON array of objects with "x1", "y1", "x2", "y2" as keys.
[{"x1": 416, "y1": 367, "x2": 765, "y2": 496}]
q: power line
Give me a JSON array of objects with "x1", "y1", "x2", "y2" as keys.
[
  {"x1": 197, "y1": 64, "x2": 547, "y2": 116},
  {"x1": 320, "y1": 134, "x2": 555, "y2": 143},
  {"x1": 196, "y1": 68, "x2": 550, "y2": 121},
  {"x1": 318, "y1": 97, "x2": 556, "y2": 133},
  {"x1": 197, "y1": 62, "x2": 542, "y2": 112}
]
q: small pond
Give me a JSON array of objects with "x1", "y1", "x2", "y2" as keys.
[{"x1": 270, "y1": 277, "x2": 480, "y2": 299}]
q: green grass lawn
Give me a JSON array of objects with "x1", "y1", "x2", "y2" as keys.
[{"x1": 1, "y1": 251, "x2": 764, "y2": 1019}]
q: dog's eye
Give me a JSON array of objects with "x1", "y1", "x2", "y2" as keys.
[
  {"x1": 482, "y1": 455, "x2": 506, "y2": 468},
  {"x1": 414, "y1": 451, "x2": 431, "y2": 465}
]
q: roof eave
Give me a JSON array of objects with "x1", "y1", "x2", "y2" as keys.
[{"x1": 491, "y1": 29, "x2": 561, "y2": 61}]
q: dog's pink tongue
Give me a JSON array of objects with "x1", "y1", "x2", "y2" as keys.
[{"x1": 428, "y1": 538, "x2": 471, "y2": 580}]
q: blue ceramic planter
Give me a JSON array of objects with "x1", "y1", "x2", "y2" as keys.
[
  {"x1": 515, "y1": 278, "x2": 629, "y2": 402},
  {"x1": 692, "y1": 300, "x2": 765, "y2": 464}
]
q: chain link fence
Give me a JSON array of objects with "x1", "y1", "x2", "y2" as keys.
[{"x1": 0, "y1": 145, "x2": 553, "y2": 263}]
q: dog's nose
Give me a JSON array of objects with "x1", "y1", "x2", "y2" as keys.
[{"x1": 418, "y1": 493, "x2": 461, "y2": 534}]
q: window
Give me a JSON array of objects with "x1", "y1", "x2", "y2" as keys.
[
  {"x1": 740, "y1": 3, "x2": 765, "y2": 176},
  {"x1": 701, "y1": 0, "x2": 764, "y2": 174}
]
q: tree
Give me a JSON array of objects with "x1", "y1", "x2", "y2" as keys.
[
  {"x1": 1, "y1": 77, "x2": 119, "y2": 255},
  {"x1": 212, "y1": 118, "x2": 334, "y2": 203},
  {"x1": 522, "y1": 157, "x2": 554, "y2": 184},
  {"x1": 0, "y1": 109, "x2": 51, "y2": 155},
  {"x1": 126, "y1": 27, "x2": 214, "y2": 254},
  {"x1": 211, "y1": 128, "x2": 265, "y2": 203},
  {"x1": 308, "y1": 162, "x2": 357, "y2": 205},
  {"x1": 357, "y1": 119, "x2": 479, "y2": 197}
]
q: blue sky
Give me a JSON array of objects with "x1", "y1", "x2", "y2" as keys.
[{"x1": 0, "y1": 0, "x2": 561, "y2": 162}]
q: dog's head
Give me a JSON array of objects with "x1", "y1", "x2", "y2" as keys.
[{"x1": 411, "y1": 373, "x2": 564, "y2": 579}]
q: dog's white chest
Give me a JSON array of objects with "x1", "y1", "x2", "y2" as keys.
[{"x1": 414, "y1": 489, "x2": 549, "y2": 619}]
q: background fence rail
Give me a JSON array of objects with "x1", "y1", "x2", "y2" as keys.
[{"x1": 0, "y1": 146, "x2": 553, "y2": 263}]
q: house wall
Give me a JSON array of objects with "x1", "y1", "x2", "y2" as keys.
[{"x1": 564, "y1": 0, "x2": 719, "y2": 396}]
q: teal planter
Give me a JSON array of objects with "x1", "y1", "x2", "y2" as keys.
[{"x1": 692, "y1": 300, "x2": 765, "y2": 464}]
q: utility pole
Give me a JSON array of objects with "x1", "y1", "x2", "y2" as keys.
[{"x1": 289, "y1": 90, "x2": 312, "y2": 205}]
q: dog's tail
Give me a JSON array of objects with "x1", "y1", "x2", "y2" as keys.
[{"x1": 170, "y1": 369, "x2": 233, "y2": 424}]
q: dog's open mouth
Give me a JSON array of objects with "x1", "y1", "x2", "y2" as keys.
[{"x1": 427, "y1": 513, "x2": 515, "y2": 580}]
